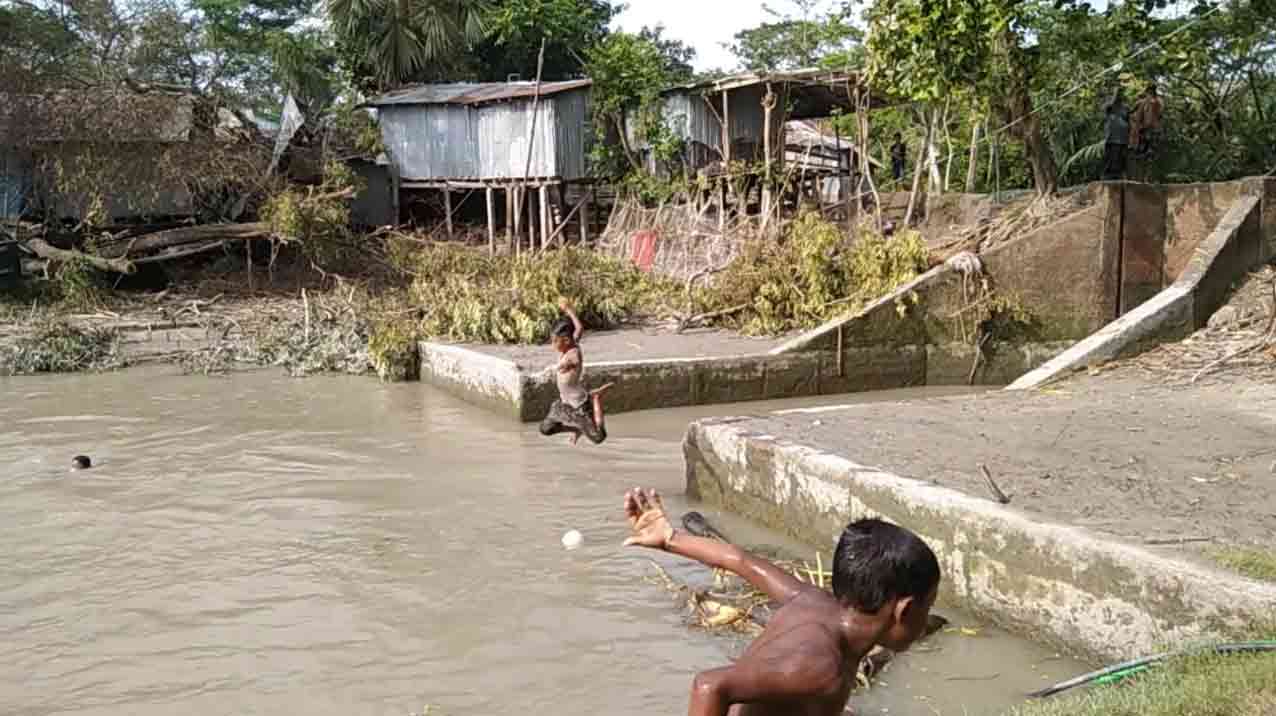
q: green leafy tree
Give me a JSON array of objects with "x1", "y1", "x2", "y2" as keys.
[
  {"x1": 865, "y1": 0, "x2": 1059, "y2": 195},
  {"x1": 637, "y1": 24, "x2": 697, "y2": 83},
  {"x1": 326, "y1": 0, "x2": 488, "y2": 90},
  {"x1": 730, "y1": 0, "x2": 862, "y2": 72},
  {"x1": 584, "y1": 31, "x2": 685, "y2": 183},
  {"x1": 474, "y1": 0, "x2": 617, "y2": 81}
]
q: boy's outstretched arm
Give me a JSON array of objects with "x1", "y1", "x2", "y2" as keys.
[
  {"x1": 558, "y1": 297, "x2": 584, "y2": 341},
  {"x1": 623, "y1": 488, "x2": 811, "y2": 605}
]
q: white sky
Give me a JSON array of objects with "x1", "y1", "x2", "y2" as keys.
[
  {"x1": 611, "y1": 0, "x2": 796, "y2": 73},
  {"x1": 612, "y1": 0, "x2": 1134, "y2": 74}
]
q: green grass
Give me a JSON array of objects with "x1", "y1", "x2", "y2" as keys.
[
  {"x1": 1213, "y1": 547, "x2": 1276, "y2": 583},
  {"x1": 1006, "y1": 640, "x2": 1276, "y2": 716}
]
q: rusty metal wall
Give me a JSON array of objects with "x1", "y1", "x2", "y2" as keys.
[
  {"x1": 477, "y1": 98, "x2": 557, "y2": 179},
  {"x1": 550, "y1": 88, "x2": 591, "y2": 181},
  {"x1": 380, "y1": 93, "x2": 595, "y2": 180},
  {"x1": 379, "y1": 104, "x2": 478, "y2": 180}
]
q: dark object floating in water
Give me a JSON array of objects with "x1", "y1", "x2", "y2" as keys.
[
  {"x1": 682, "y1": 511, "x2": 730, "y2": 542},
  {"x1": 71, "y1": 455, "x2": 91, "y2": 470},
  {"x1": 1029, "y1": 640, "x2": 1276, "y2": 699}
]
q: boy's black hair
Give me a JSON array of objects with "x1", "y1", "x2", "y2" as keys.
[
  {"x1": 551, "y1": 319, "x2": 575, "y2": 340},
  {"x1": 832, "y1": 518, "x2": 940, "y2": 612}
]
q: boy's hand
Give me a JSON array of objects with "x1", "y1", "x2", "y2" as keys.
[
  {"x1": 623, "y1": 488, "x2": 675, "y2": 549},
  {"x1": 558, "y1": 297, "x2": 572, "y2": 312}
]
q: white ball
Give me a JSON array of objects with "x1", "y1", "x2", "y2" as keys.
[{"x1": 561, "y1": 529, "x2": 584, "y2": 550}]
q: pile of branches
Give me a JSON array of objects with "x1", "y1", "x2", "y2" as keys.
[
  {"x1": 929, "y1": 191, "x2": 1094, "y2": 263},
  {"x1": 692, "y1": 210, "x2": 931, "y2": 336},
  {"x1": 404, "y1": 243, "x2": 671, "y2": 344},
  {"x1": 1129, "y1": 265, "x2": 1276, "y2": 384},
  {"x1": 0, "y1": 319, "x2": 125, "y2": 376}
]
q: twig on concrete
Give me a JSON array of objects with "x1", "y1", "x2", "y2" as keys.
[
  {"x1": 1144, "y1": 536, "x2": 1214, "y2": 546},
  {"x1": 677, "y1": 303, "x2": 749, "y2": 334},
  {"x1": 978, "y1": 464, "x2": 1012, "y2": 504}
]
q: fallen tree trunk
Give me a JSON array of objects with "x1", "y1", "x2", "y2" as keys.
[
  {"x1": 98, "y1": 223, "x2": 271, "y2": 259},
  {"x1": 26, "y1": 239, "x2": 136, "y2": 274}
]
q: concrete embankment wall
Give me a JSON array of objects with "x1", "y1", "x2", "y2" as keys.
[
  {"x1": 772, "y1": 199, "x2": 1115, "y2": 387},
  {"x1": 1010, "y1": 178, "x2": 1275, "y2": 390},
  {"x1": 683, "y1": 417, "x2": 1276, "y2": 662},
  {"x1": 782, "y1": 177, "x2": 1276, "y2": 394}
]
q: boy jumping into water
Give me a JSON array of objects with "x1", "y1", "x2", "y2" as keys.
[
  {"x1": 539, "y1": 298, "x2": 612, "y2": 445},
  {"x1": 622, "y1": 487, "x2": 940, "y2": 716}
]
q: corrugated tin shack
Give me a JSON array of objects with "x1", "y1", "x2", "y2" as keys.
[
  {"x1": 624, "y1": 69, "x2": 888, "y2": 221},
  {"x1": 366, "y1": 80, "x2": 597, "y2": 252}
]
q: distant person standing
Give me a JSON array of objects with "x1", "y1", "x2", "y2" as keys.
[
  {"x1": 890, "y1": 133, "x2": 907, "y2": 183},
  {"x1": 1130, "y1": 84, "x2": 1163, "y2": 158},
  {"x1": 1102, "y1": 90, "x2": 1130, "y2": 180}
]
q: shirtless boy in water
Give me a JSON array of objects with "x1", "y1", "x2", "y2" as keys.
[
  {"x1": 622, "y1": 488, "x2": 940, "y2": 716},
  {"x1": 539, "y1": 298, "x2": 612, "y2": 445}
]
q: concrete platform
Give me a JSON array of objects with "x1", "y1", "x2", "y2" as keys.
[
  {"x1": 682, "y1": 373, "x2": 1276, "y2": 662},
  {"x1": 420, "y1": 327, "x2": 930, "y2": 422}
]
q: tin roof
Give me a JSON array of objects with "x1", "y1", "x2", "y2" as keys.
[{"x1": 367, "y1": 79, "x2": 591, "y2": 108}]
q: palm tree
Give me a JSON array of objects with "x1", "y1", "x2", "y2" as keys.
[{"x1": 326, "y1": 0, "x2": 488, "y2": 88}]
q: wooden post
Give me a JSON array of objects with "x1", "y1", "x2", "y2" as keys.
[
  {"x1": 527, "y1": 186, "x2": 537, "y2": 249},
  {"x1": 443, "y1": 188, "x2": 454, "y2": 240},
  {"x1": 557, "y1": 183, "x2": 568, "y2": 247},
  {"x1": 505, "y1": 186, "x2": 514, "y2": 251},
  {"x1": 721, "y1": 90, "x2": 731, "y2": 164},
  {"x1": 485, "y1": 186, "x2": 496, "y2": 255},
  {"x1": 579, "y1": 189, "x2": 590, "y2": 245},
  {"x1": 513, "y1": 186, "x2": 523, "y2": 255},
  {"x1": 539, "y1": 184, "x2": 550, "y2": 251},
  {"x1": 718, "y1": 177, "x2": 726, "y2": 231},
  {"x1": 762, "y1": 83, "x2": 775, "y2": 221}
]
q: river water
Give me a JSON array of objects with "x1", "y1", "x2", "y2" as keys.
[{"x1": 0, "y1": 367, "x2": 1085, "y2": 716}]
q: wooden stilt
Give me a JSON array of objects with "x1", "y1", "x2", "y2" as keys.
[
  {"x1": 557, "y1": 183, "x2": 568, "y2": 247},
  {"x1": 527, "y1": 186, "x2": 537, "y2": 250},
  {"x1": 718, "y1": 178, "x2": 727, "y2": 231},
  {"x1": 505, "y1": 186, "x2": 513, "y2": 252},
  {"x1": 513, "y1": 186, "x2": 523, "y2": 255},
  {"x1": 539, "y1": 184, "x2": 550, "y2": 251},
  {"x1": 579, "y1": 190, "x2": 590, "y2": 245},
  {"x1": 443, "y1": 189, "x2": 454, "y2": 240},
  {"x1": 485, "y1": 186, "x2": 496, "y2": 255}
]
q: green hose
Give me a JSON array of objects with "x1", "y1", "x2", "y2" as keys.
[{"x1": 1028, "y1": 641, "x2": 1276, "y2": 699}]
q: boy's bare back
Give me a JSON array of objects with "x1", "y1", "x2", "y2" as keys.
[{"x1": 622, "y1": 488, "x2": 939, "y2": 716}]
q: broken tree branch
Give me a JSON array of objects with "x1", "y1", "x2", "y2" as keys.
[
  {"x1": 97, "y1": 223, "x2": 271, "y2": 259},
  {"x1": 26, "y1": 238, "x2": 136, "y2": 274}
]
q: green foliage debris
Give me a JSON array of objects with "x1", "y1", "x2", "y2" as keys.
[
  {"x1": 406, "y1": 244, "x2": 666, "y2": 344},
  {"x1": 1, "y1": 320, "x2": 124, "y2": 376},
  {"x1": 704, "y1": 210, "x2": 931, "y2": 336}
]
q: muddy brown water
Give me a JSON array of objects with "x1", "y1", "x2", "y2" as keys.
[{"x1": 0, "y1": 368, "x2": 1085, "y2": 716}]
